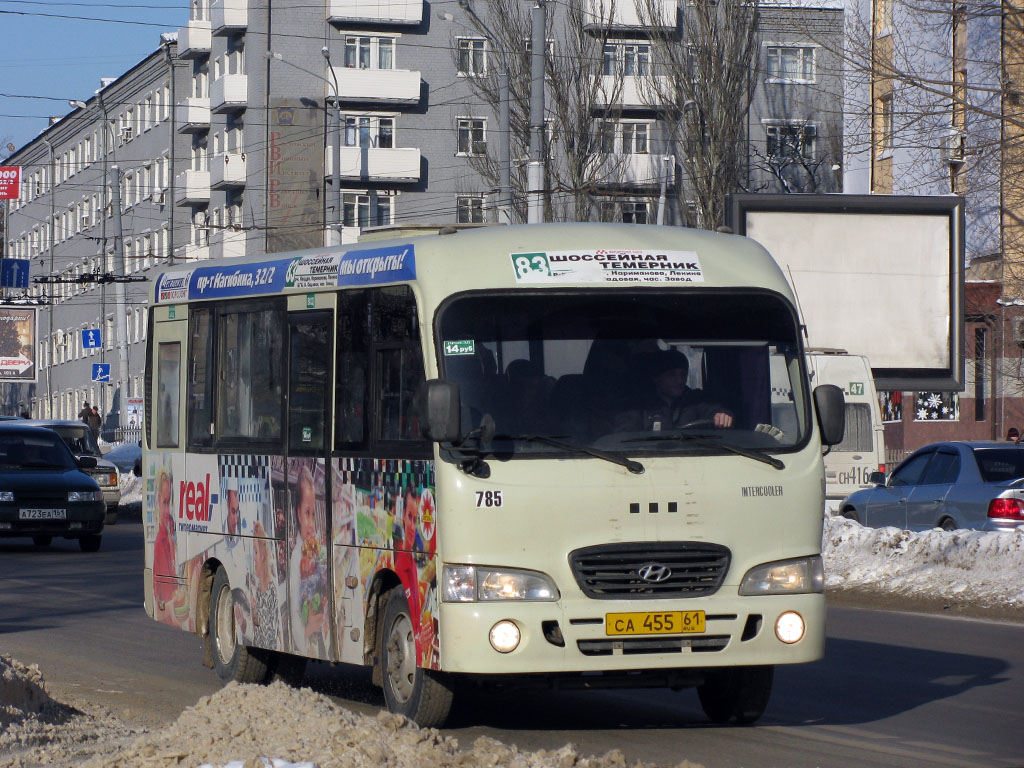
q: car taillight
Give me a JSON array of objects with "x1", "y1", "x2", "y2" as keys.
[{"x1": 987, "y1": 498, "x2": 1024, "y2": 520}]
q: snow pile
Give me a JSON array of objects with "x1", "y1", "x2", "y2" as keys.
[
  {"x1": 83, "y1": 682, "x2": 699, "y2": 768},
  {"x1": 118, "y1": 472, "x2": 142, "y2": 505},
  {"x1": 0, "y1": 655, "x2": 139, "y2": 768},
  {"x1": 822, "y1": 516, "x2": 1024, "y2": 608}
]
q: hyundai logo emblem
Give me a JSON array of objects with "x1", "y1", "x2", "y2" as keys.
[{"x1": 638, "y1": 563, "x2": 672, "y2": 583}]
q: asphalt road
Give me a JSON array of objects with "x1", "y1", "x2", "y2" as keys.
[{"x1": 2, "y1": 513, "x2": 1023, "y2": 768}]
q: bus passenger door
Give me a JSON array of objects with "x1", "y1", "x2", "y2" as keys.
[
  {"x1": 286, "y1": 307, "x2": 334, "y2": 659},
  {"x1": 147, "y1": 305, "x2": 189, "y2": 622}
]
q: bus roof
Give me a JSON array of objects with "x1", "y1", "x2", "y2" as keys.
[{"x1": 149, "y1": 223, "x2": 795, "y2": 308}]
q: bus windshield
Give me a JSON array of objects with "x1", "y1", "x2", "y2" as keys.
[{"x1": 437, "y1": 290, "x2": 809, "y2": 457}]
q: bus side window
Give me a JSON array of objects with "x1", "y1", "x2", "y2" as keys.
[
  {"x1": 373, "y1": 286, "x2": 428, "y2": 446},
  {"x1": 187, "y1": 308, "x2": 214, "y2": 448},
  {"x1": 336, "y1": 290, "x2": 369, "y2": 449},
  {"x1": 156, "y1": 342, "x2": 181, "y2": 448}
]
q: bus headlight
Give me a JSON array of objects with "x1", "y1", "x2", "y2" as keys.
[
  {"x1": 489, "y1": 620, "x2": 521, "y2": 652},
  {"x1": 442, "y1": 565, "x2": 559, "y2": 602},
  {"x1": 775, "y1": 611, "x2": 806, "y2": 643},
  {"x1": 738, "y1": 556, "x2": 824, "y2": 596}
]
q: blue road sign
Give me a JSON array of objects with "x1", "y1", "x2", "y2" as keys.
[
  {"x1": 82, "y1": 329, "x2": 102, "y2": 349},
  {"x1": 0, "y1": 259, "x2": 30, "y2": 289},
  {"x1": 91, "y1": 363, "x2": 111, "y2": 382}
]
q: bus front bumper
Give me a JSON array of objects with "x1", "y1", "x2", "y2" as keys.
[{"x1": 437, "y1": 593, "x2": 825, "y2": 675}]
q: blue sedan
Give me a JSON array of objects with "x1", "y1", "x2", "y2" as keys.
[{"x1": 838, "y1": 441, "x2": 1024, "y2": 532}]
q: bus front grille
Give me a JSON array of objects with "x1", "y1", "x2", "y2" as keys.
[
  {"x1": 569, "y1": 542, "x2": 731, "y2": 599},
  {"x1": 577, "y1": 635, "x2": 730, "y2": 656}
]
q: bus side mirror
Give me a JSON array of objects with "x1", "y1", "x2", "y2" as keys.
[
  {"x1": 419, "y1": 379, "x2": 462, "y2": 443},
  {"x1": 814, "y1": 384, "x2": 845, "y2": 446}
]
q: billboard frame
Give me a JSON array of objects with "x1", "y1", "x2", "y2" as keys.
[{"x1": 728, "y1": 193, "x2": 965, "y2": 392}]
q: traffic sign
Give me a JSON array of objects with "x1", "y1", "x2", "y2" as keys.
[
  {"x1": 91, "y1": 363, "x2": 111, "y2": 382},
  {"x1": 82, "y1": 329, "x2": 102, "y2": 349},
  {"x1": 0, "y1": 258, "x2": 30, "y2": 288}
]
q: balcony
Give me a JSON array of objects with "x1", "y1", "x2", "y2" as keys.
[
  {"x1": 597, "y1": 75, "x2": 666, "y2": 109},
  {"x1": 211, "y1": 0, "x2": 247, "y2": 34},
  {"x1": 174, "y1": 170, "x2": 211, "y2": 204},
  {"x1": 331, "y1": 67, "x2": 422, "y2": 104},
  {"x1": 327, "y1": 0, "x2": 423, "y2": 25},
  {"x1": 210, "y1": 74, "x2": 248, "y2": 113},
  {"x1": 175, "y1": 97, "x2": 211, "y2": 133},
  {"x1": 594, "y1": 153, "x2": 673, "y2": 187},
  {"x1": 325, "y1": 146, "x2": 421, "y2": 183},
  {"x1": 177, "y1": 19, "x2": 212, "y2": 58},
  {"x1": 210, "y1": 227, "x2": 246, "y2": 259},
  {"x1": 210, "y1": 152, "x2": 246, "y2": 188},
  {"x1": 583, "y1": 0, "x2": 677, "y2": 31},
  {"x1": 179, "y1": 243, "x2": 211, "y2": 262}
]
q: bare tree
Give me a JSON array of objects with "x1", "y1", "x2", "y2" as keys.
[
  {"x1": 450, "y1": 0, "x2": 632, "y2": 222},
  {"x1": 641, "y1": 0, "x2": 760, "y2": 229}
]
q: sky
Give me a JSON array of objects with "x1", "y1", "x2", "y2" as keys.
[{"x1": 0, "y1": 0, "x2": 189, "y2": 159}]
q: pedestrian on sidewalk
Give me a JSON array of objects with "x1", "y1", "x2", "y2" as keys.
[
  {"x1": 78, "y1": 401, "x2": 91, "y2": 425},
  {"x1": 87, "y1": 406, "x2": 102, "y2": 438}
]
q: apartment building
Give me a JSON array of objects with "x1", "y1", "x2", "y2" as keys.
[{"x1": 3, "y1": 0, "x2": 842, "y2": 421}]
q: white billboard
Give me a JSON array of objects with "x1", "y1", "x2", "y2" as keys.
[{"x1": 729, "y1": 195, "x2": 964, "y2": 391}]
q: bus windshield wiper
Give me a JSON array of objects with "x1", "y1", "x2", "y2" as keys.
[
  {"x1": 623, "y1": 432, "x2": 785, "y2": 470},
  {"x1": 496, "y1": 434, "x2": 645, "y2": 475}
]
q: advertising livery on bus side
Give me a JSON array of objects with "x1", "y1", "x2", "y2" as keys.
[{"x1": 142, "y1": 222, "x2": 844, "y2": 727}]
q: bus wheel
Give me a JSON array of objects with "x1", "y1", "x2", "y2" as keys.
[
  {"x1": 380, "y1": 586, "x2": 453, "y2": 728},
  {"x1": 697, "y1": 665, "x2": 773, "y2": 725},
  {"x1": 208, "y1": 567, "x2": 270, "y2": 684}
]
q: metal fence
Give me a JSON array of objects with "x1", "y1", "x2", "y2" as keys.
[{"x1": 101, "y1": 425, "x2": 143, "y2": 445}]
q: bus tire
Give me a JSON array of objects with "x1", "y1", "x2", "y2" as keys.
[
  {"x1": 380, "y1": 585, "x2": 453, "y2": 728},
  {"x1": 697, "y1": 665, "x2": 773, "y2": 725},
  {"x1": 208, "y1": 567, "x2": 271, "y2": 685}
]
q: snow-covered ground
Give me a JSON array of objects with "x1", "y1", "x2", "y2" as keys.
[
  {"x1": 823, "y1": 515, "x2": 1024, "y2": 608},
  {"x1": 3, "y1": 516, "x2": 1021, "y2": 768}
]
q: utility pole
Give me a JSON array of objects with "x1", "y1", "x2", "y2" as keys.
[
  {"x1": 109, "y1": 165, "x2": 129, "y2": 433},
  {"x1": 527, "y1": 0, "x2": 546, "y2": 224}
]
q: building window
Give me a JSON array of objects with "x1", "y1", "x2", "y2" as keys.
[
  {"x1": 601, "y1": 199, "x2": 650, "y2": 224},
  {"x1": 603, "y1": 42, "x2": 650, "y2": 76},
  {"x1": 457, "y1": 196, "x2": 484, "y2": 224},
  {"x1": 974, "y1": 327, "x2": 987, "y2": 421},
  {"x1": 343, "y1": 115, "x2": 394, "y2": 148},
  {"x1": 457, "y1": 118, "x2": 487, "y2": 155},
  {"x1": 342, "y1": 193, "x2": 393, "y2": 228},
  {"x1": 765, "y1": 123, "x2": 816, "y2": 160},
  {"x1": 458, "y1": 38, "x2": 487, "y2": 75},
  {"x1": 344, "y1": 36, "x2": 395, "y2": 70},
  {"x1": 597, "y1": 120, "x2": 650, "y2": 154},
  {"x1": 766, "y1": 46, "x2": 815, "y2": 83},
  {"x1": 913, "y1": 392, "x2": 959, "y2": 421},
  {"x1": 877, "y1": 94, "x2": 894, "y2": 156}
]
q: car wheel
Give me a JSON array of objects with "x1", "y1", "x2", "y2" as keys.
[
  {"x1": 79, "y1": 534, "x2": 102, "y2": 552},
  {"x1": 104, "y1": 505, "x2": 118, "y2": 526},
  {"x1": 841, "y1": 508, "x2": 860, "y2": 524},
  {"x1": 940, "y1": 518, "x2": 957, "y2": 532},
  {"x1": 207, "y1": 567, "x2": 271, "y2": 684},
  {"x1": 697, "y1": 665, "x2": 774, "y2": 725},
  {"x1": 32, "y1": 535, "x2": 52, "y2": 547},
  {"x1": 380, "y1": 585, "x2": 453, "y2": 727}
]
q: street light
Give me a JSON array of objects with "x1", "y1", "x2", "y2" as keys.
[
  {"x1": 265, "y1": 49, "x2": 342, "y2": 245},
  {"x1": 443, "y1": 2, "x2": 512, "y2": 225}
]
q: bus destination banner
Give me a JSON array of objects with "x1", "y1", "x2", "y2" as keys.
[
  {"x1": 154, "y1": 244, "x2": 416, "y2": 303},
  {"x1": 511, "y1": 249, "x2": 704, "y2": 284}
]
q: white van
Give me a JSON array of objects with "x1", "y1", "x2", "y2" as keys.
[{"x1": 806, "y1": 350, "x2": 886, "y2": 512}]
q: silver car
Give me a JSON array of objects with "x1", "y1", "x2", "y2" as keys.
[
  {"x1": 838, "y1": 441, "x2": 1024, "y2": 532},
  {"x1": 23, "y1": 420, "x2": 121, "y2": 525}
]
